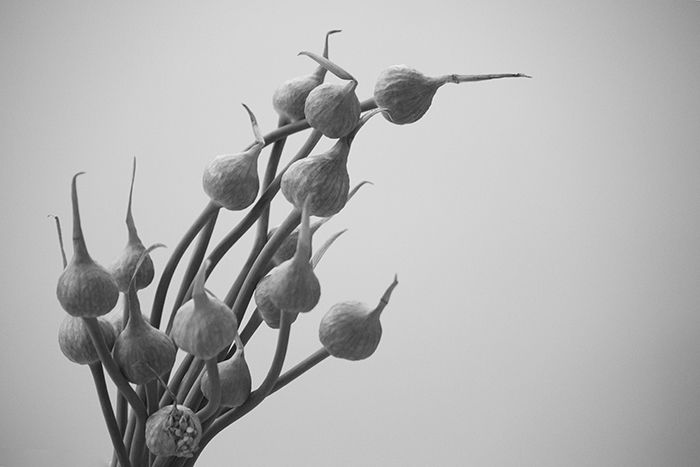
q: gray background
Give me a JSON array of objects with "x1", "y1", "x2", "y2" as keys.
[{"x1": 1, "y1": 1, "x2": 699, "y2": 466}]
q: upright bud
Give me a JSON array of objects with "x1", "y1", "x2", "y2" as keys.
[
  {"x1": 56, "y1": 173, "x2": 119, "y2": 317},
  {"x1": 202, "y1": 104, "x2": 264, "y2": 211},
  {"x1": 112, "y1": 245, "x2": 177, "y2": 384},
  {"x1": 319, "y1": 275, "x2": 398, "y2": 360},
  {"x1": 281, "y1": 110, "x2": 383, "y2": 217},
  {"x1": 171, "y1": 260, "x2": 238, "y2": 359},
  {"x1": 110, "y1": 158, "x2": 154, "y2": 292},
  {"x1": 374, "y1": 65, "x2": 530, "y2": 124},
  {"x1": 259, "y1": 198, "x2": 321, "y2": 317},
  {"x1": 300, "y1": 51, "x2": 361, "y2": 138},
  {"x1": 272, "y1": 30, "x2": 341, "y2": 122}
]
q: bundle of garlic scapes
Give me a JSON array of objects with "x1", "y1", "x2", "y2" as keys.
[{"x1": 51, "y1": 30, "x2": 528, "y2": 467}]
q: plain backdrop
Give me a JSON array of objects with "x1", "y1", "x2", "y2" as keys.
[{"x1": 1, "y1": 1, "x2": 699, "y2": 466}]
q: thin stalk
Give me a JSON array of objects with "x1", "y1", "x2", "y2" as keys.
[
  {"x1": 150, "y1": 202, "x2": 220, "y2": 329},
  {"x1": 83, "y1": 318, "x2": 147, "y2": 423},
  {"x1": 272, "y1": 348, "x2": 330, "y2": 394},
  {"x1": 160, "y1": 354, "x2": 193, "y2": 407},
  {"x1": 183, "y1": 373, "x2": 203, "y2": 408},
  {"x1": 176, "y1": 358, "x2": 204, "y2": 404},
  {"x1": 439, "y1": 72, "x2": 531, "y2": 84},
  {"x1": 185, "y1": 311, "x2": 293, "y2": 466},
  {"x1": 123, "y1": 414, "x2": 136, "y2": 466},
  {"x1": 196, "y1": 359, "x2": 221, "y2": 422},
  {"x1": 129, "y1": 418, "x2": 146, "y2": 467},
  {"x1": 89, "y1": 363, "x2": 131, "y2": 467},
  {"x1": 165, "y1": 210, "x2": 220, "y2": 335},
  {"x1": 231, "y1": 209, "x2": 301, "y2": 324}
]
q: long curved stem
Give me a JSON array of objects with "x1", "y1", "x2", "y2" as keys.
[
  {"x1": 165, "y1": 210, "x2": 220, "y2": 335},
  {"x1": 185, "y1": 311, "x2": 293, "y2": 466},
  {"x1": 272, "y1": 348, "x2": 330, "y2": 395},
  {"x1": 83, "y1": 318, "x2": 147, "y2": 423},
  {"x1": 89, "y1": 363, "x2": 131, "y2": 467},
  {"x1": 160, "y1": 354, "x2": 193, "y2": 407},
  {"x1": 196, "y1": 359, "x2": 221, "y2": 423},
  {"x1": 150, "y1": 202, "x2": 220, "y2": 329}
]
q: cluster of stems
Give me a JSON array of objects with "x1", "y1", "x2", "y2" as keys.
[{"x1": 53, "y1": 30, "x2": 528, "y2": 466}]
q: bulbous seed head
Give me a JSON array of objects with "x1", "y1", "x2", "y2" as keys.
[
  {"x1": 280, "y1": 142, "x2": 350, "y2": 217},
  {"x1": 171, "y1": 260, "x2": 238, "y2": 359},
  {"x1": 58, "y1": 315, "x2": 116, "y2": 365},
  {"x1": 319, "y1": 275, "x2": 398, "y2": 360},
  {"x1": 202, "y1": 104, "x2": 264, "y2": 211},
  {"x1": 254, "y1": 274, "x2": 299, "y2": 329},
  {"x1": 56, "y1": 173, "x2": 119, "y2": 317},
  {"x1": 373, "y1": 65, "x2": 441, "y2": 125},
  {"x1": 146, "y1": 404, "x2": 202, "y2": 458},
  {"x1": 304, "y1": 81, "x2": 361, "y2": 138}
]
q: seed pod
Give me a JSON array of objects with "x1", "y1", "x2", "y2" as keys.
[
  {"x1": 374, "y1": 65, "x2": 531, "y2": 125},
  {"x1": 56, "y1": 173, "x2": 119, "y2": 318},
  {"x1": 272, "y1": 30, "x2": 341, "y2": 122},
  {"x1": 299, "y1": 51, "x2": 360, "y2": 138},
  {"x1": 261, "y1": 197, "x2": 320, "y2": 316},
  {"x1": 200, "y1": 334, "x2": 251, "y2": 408},
  {"x1": 257, "y1": 227, "x2": 347, "y2": 328},
  {"x1": 319, "y1": 275, "x2": 398, "y2": 360},
  {"x1": 58, "y1": 315, "x2": 116, "y2": 365},
  {"x1": 112, "y1": 245, "x2": 176, "y2": 384},
  {"x1": 202, "y1": 104, "x2": 264, "y2": 211},
  {"x1": 171, "y1": 259, "x2": 238, "y2": 359},
  {"x1": 281, "y1": 110, "x2": 383, "y2": 217},
  {"x1": 145, "y1": 404, "x2": 202, "y2": 458},
  {"x1": 110, "y1": 158, "x2": 154, "y2": 292}
]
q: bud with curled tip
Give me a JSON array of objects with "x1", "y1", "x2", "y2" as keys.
[
  {"x1": 58, "y1": 315, "x2": 116, "y2": 365},
  {"x1": 112, "y1": 245, "x2": 177, "y2": 384},
  {"x1": 171, "y1": 259, "x2": 238, "y2": 359},
  {"x1": 264, "y1": 197, "x2": 320, "y2": 316},
  {"x1": 300, "y1": 51, "x2": 361, "y2": 138},
  {"x1": 56, "y1": 173, "x2": 119, "y2": 318},
  {"x1": 202, "y1": 104, "x2": 264, "y2": 211},
  {"x1": 281, "y1": 110, "x2": 384, "y2": 217},
  {"x1": 272, "y1": 30, "x2": 341, "y2": 122},
  {"x1": 319, "y1": 275, "x2": 398, "y2": 360},
  {"x1": 146, "y1": 404, "x2": 202, "y2": 458},
  {"x1": 374, "y1": 65, "x2": 531, "y2": 125},
  {"x1": 110, "y1": 158, "x2": 154, "y2": 293},
  {"x1": 200, "y1": 334, "x2": 251, "y2": 409}
]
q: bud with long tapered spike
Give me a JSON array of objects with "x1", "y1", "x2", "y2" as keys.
[{"x1": 374, "y1": 65, "x2": 531, "y2": 124}]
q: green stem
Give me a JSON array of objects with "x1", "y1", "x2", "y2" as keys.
[
  {"x1": 89, "y1": 363, "x2": 131, "y2": 467},
  {"x1": 165, "y1": 210, "x2": 220, "y2": 335},
  {"x1": 196, "y1": 359, "x2": 221, "y2": 423},
  {"x1": 176, "y1": 358, "x2": 204, "y2": 405},
  {"x1": 123, "y1": 413, "x2": 136, "y2": 466},
  {"x1": 185, "y1": 311, "x2": 293, "y2": 466},
  {"x1": 129, "y1": 417, "x2": 146, "y2": 467},
  {"x1": 160, "y1": 354, "x2": 193, "y2": 407},
  {"x1": 150, "y1": 202, "x2": 220, "y2": 329},
  {"x1": 83, "y1": 318, "x2": 147, "y2": 423},
  {"x1": 231, "y1": 209, "x2": 301, "y2": 324},
  {"x1": 272, "y1": 348, "x2": 330, "y2": 394}
]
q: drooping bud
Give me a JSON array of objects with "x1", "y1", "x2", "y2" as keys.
[
  {"x1": 171, "y1": 260, "x2": 238, "y2": 359},
  {"x1": 110, "y1": 158, "x2": 154, "y2": 292},
  {"x1": 200, "y1": 334, "x2": 251, "y2": 408},
  {"x1": 145, "y1": 404, "x2": 202, "y2": 458},
  {"x1": 374, "y1": 65, "x2": 531, "y2": 125},
  {"x1": 281, "y1": 110, "x2": 383, "y2": 217},
  {"x1": 112, "y1": 245, "x2": 177, "y2": 384},
  {"x1": 319, "y1": 275, "x2": 398, "y2": 360},
  {"x1": 58, "y1": 315, "x2": 116, "y2": 365},
  {"x1": 56, "y1": 173, "x2": 119, "y2": 317},
  {"x1": 258, "y1": 198, "x2": 320, "y2": 318},
  {"x1": 299, "y1": 51, "x2": 361, "y2": 138},
  {"x1": 272, "y1": 30, "x2": 341, "y2": 122},
  {"x1": 202, "y1": 104, "x2": 265, "y2": 211}
]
